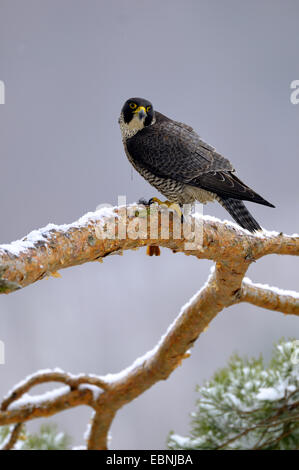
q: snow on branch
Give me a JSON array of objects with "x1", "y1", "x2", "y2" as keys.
[
  {"x1": 240, "y1": 278, "x2": 299, "y2": 316},
  {"x1": 0, "y1": 204, "x2": 298, "y2": 294},
  {"x1": 0, "y1": 423, "x2": 23, "y2": 451},
  {"x1": 0, "y1": 204, "x2": 298, "y2": 449}
]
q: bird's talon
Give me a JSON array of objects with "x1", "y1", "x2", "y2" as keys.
[
  {"x1": 138, "y1": 197, "x2": 150, "y2": 206},
  {"x1": 147, "y1": 198, "x2": 182, "y2": 219},
  {"x1": 148, "y1": 197, "x2": 163, "y2": 206}
]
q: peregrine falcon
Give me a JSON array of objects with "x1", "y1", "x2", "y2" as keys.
[{"x1": 119, "y1": 97, "x2": 274, "y2": 232}]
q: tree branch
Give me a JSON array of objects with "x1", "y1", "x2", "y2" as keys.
[
  {"x1": 0, "y1": 423, "x2": 23, "y2": 450},
  {"x1": 0, "y1": 204, "x2": 298, "y2": 294},
  {"x1": 240, "y1": 278, "x2": 299, "y2": 316},
  {"x1": 0, "y1": 205, "x2": 298, "y2": 449}
]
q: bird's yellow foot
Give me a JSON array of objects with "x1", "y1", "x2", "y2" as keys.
[{"x1": 148, "y1": 197, "x2": 183, "y2": 219}]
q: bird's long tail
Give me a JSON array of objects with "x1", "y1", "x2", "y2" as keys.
[{"x1": 219, "y1": 197, "x2": 262, "y2": 232}]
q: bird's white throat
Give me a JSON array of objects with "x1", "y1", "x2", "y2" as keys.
[
  {"x1": 119, "y1": 113, "x2": 145, "y2": 140},
  {"x1": 119, "y1": 112, "x2": 155, "y2": 140}
]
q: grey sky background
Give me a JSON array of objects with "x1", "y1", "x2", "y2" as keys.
[{"x1": 0, "y1": 0, "x2": 298, "y2": 449}]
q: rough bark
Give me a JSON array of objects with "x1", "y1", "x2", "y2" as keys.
[{"x1": 0, "y1": 204, "x2": 298, "y2": 449}]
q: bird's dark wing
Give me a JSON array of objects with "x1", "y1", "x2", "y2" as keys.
[
  {"x1": 192, "y1": 172, "x2": 274, "y2": 206},
  {"x1": 126, "y1": 111, "x2": 234, "y2": 182},
  {"x1": 126, "y1": 111, "x2": 274, "y2": 207}
]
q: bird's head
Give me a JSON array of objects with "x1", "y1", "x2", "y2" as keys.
[{"x1": 119, "y1": 97, "x2": 155, "y2": 139}]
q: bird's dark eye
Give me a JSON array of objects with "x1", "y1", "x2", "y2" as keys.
[
  {"x1": 146, "y1": 106, "x2": 151, "y2": 112},
  {"x1": 129, "y1": 103, "x2": 137, "y2": 109}
]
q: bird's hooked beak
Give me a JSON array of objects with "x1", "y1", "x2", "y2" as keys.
[{"x1": 134, "y1": 106, "x2": 147, "y2": 120}]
